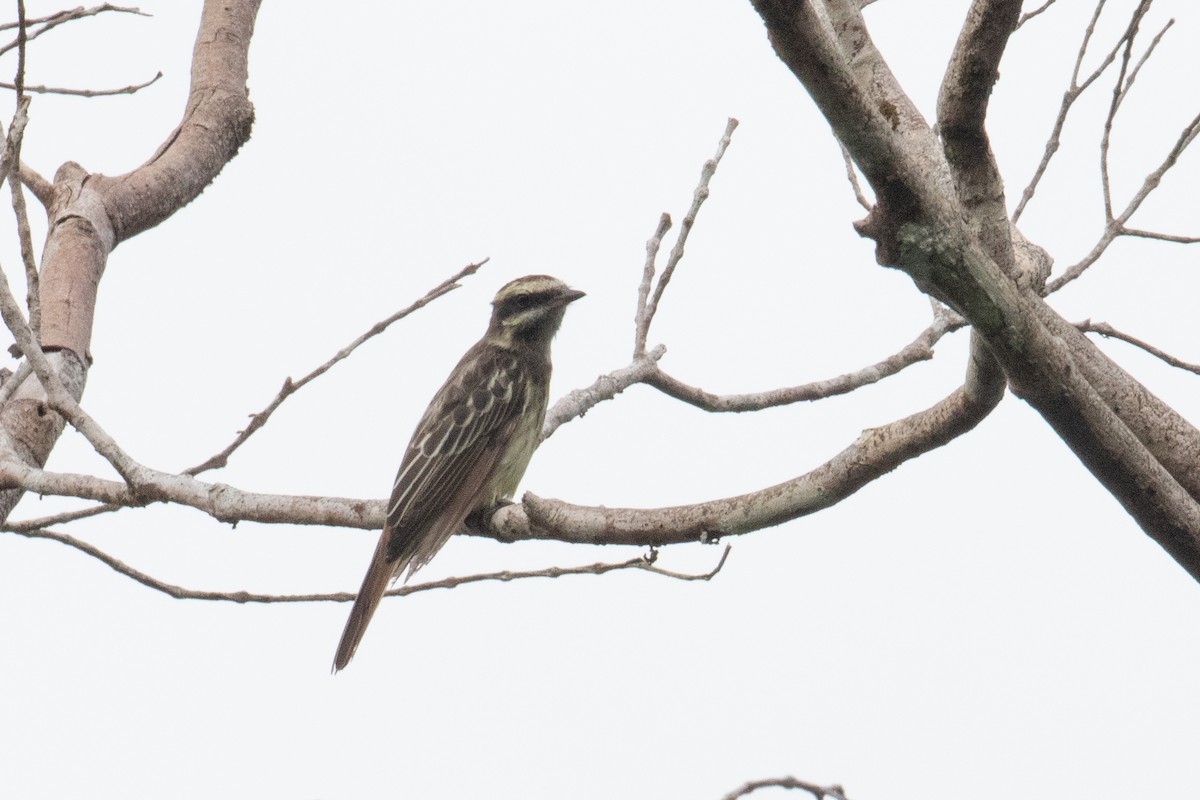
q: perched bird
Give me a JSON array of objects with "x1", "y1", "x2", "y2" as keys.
[{"x1": 333, "y1": 274, "x2": 584, "y2": 672}]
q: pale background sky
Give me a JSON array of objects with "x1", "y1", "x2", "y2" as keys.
[{"x1": 1, "y1": 2, "x2": 1198, "y2": 798}]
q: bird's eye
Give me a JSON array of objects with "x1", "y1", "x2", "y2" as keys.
[{"x1": 512, "y1": 294, "x2": 534, "y2": 310}]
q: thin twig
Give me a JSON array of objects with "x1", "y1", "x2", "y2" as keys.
[
  {"x1": 633, "y1": 212, "x2": 672, "y2": 358},
  {"x1": 3, "y1": 502, "x2": 123, "y2": 531},
  {"x1": 8, "y1": 526, "x2": 732, "y2": 602},
  {"x1": 0, "y1": 4, "x2": 147, "y2": 57},
  {"x1": 1099, "y1": 0, "x2": 1151, "y2": 222},
  {"x1": 1120, "y1": 227, "x2": 1199, "y2": 244},
  {"x1": 7, "y1": 11, "x2": 39, "y2": 336},
  {"x1": 1013, "y1": 0, "x2": 1132, "y2": 222},
  {"x1": 0, "y1": 71, "x2": 162, "y2": 97},
  {"x1": 1048, "y1": 109, "x2": 1200, "y2": 292},
  {"x1": 1015, "y1": 0, "x2": 1059, "y2": 30},
  {"x1": 838, "y1": 140, "x2": 872, "y2": 211},
  {"x1": 645, "y1": 312, "x2": 963, "y2": 412},
  {"x1": 1078, "y1": 320, "x2": 1200, "y2": 375},
  {"x1": 720, "y1": 776, "x2": 849, "y2": 800},
  {"x1": 14, "y1": 0, "x2": 26, "y2": 98},
  {"x1": 184, "y1": 260, "x2": 488, "y2": 475},
  {"x1": 638, "y1": 118, "x2": 738, "y2": 351}
]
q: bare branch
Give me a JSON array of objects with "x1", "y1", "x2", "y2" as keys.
[
  {"x1": 1120, "y1": 227, "x2": 1199, "y2": 244},
  {"x1": 0, "y1": 70, "x2": 162, "y2": 97},
  {"x1": 542, "y1": 345, "x2": 665, "y2": 441},
  {"x1": 637, "y1": 118, "x2": 738, "y2": 353},
  {"x1": 8, "y1": 526, "x2": 730, "y2": 602},
  {"x1": 645, "y1": 312, "x2": 963, "y2": 412},
  {"x1": 938, "y1": 0, "x2": 1022, "y2": 276},
  {"x1": 489, "y1": 370, "x2": 1003, "y2": 547},
  {"x1": 1079, "y1": 320, "x2": 1200, "y2": 375},
  {"x1": 2, "y1": 92, "x2": 37, "y2": 339},
  {"x1": 1015, "y1": 0, "x2": 1059, "y2": 30},
  {"x1": 17, "y1": 162, "x2": 52, "y2": 207},
  {"x1": 0, "y1": 4, "x2": 148, "y2": 58},
  {"x1": 3, "y1": 502, "x2": 121, "y2": 531},
  {"x1": 1099, "y1": 1, "x2": 1152, "y2": 222},
  {"x1": 1048, "y1": 108, "x2": 1200, "y2": 292},
  {"x1": 184, "y1": 260, "x2": 488, "y2": 475},
  {"x1": 837, "y1": 140, "x2": 872, "y2": 211},
  {"x1": 0, "y1": 246, "x2": 147, "y2": 488},
  {"x1": 720, "y1": 776, "x2": 848, "y2": 800},
  {"x1": 1013, "y1": 0, "x2": 1143, "y2": 222},
  {"x1": 633, "y1": 213, "x2": 671, "y2": 358}
]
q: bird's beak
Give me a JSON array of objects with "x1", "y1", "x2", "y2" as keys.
[{"x1": 558, "y1": 288, "x2": 586, "y2": 305}]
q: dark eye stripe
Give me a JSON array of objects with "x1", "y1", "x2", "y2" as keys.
[{"x1": 498, "y1": 290, "x2": 557, "y2": 318}]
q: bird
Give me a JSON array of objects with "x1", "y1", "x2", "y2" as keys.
[{"x1": 332, "y1": 274, "x2": 584, "y2": 672}]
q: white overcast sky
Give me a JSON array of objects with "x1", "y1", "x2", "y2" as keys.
[{"x1": 2, "y1": 2, "x2": 1199, "y2": 799}]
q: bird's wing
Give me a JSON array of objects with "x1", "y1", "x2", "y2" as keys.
[
  {"x1": 332, "y1": 346, "x2": 526, "y2": 672},
  {"x1": 384, "y1": 346, "x2": 528, "y2": 567}
]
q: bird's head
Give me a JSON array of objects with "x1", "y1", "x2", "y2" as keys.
[{"x1": 488, "y1": 274, "x2": 585, "y2": 349}]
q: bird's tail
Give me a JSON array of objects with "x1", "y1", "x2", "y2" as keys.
[{"x1": 332, "y1": 527, "x2": 399, "y2": 673}]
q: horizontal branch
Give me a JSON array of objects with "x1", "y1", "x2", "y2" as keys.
[
  {"x1": 8, "y1": 526, "x2": 730, "y2": 602},
  {"x1": 0, "y1": 71, "x2": 161, "y2": 97},
  {"x1": 645, "y1": 313, "x2": 961, "y2": 412},
  {"x1": 486, "y1": 375, "x2": 1002, "y2": 546}
]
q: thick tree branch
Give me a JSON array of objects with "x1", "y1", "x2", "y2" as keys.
[
  {"x1": 749, "y1": 0, "x2": 1200, "y2": 577},
  {"x1": 0, "y1": 0, "x2": 262, "y2": 527},
  {"x1": 485, "y1": 352, "x2": 1004, "y2": 546}
]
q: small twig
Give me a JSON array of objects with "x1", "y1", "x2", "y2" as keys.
[
  {"x1": 3, "y1": 502, "x2": 122, "y2": 531},
  {"x1": 645, "y1": 312, "x2": 963, "y2": 412},
  {"x1": 14, "y1": 0, "x2": 26, "y2": 98},
  {"x1": 1048, "y1": 109, "x2": 1200, "y2": 292},
  {"x1": 633, "y1": 213, "x2": 672, "y2": 358},
  {"x1": 0, "y1": 4, "x2": 147, "y2": 57},
  {"x1": 1099, "y1": 0, "x2": 1151, "y2": 222},
  {"x1": 8, "y1": 526, "x2": 731, "y2": 602},
  {"x1": 1078, "y1": 319, "x2": 1200, "y2": 375},
  {"x1": 1119, "y1": 227, "x2": 1199, "y2": 244},
  {"x1": 838, "y1": 140, "x2": 872, "y2": 211},
  {"x1": 0, "y1": 71, "x2": 162, "y2": 97},
  {"x1": 645, "y1": 119, "x2": 737, "y2": 329},
  {"x1": 6, "y1": 28, "x2": 39, "y2": 336},
  {"x1": 184, "y1": 260, "x2": 488, "y2": 475},
  {"x1": 1013, "y1": 0, "x2": 1131, "y2": 222},
  {"x1": 1015, "y1": 0, "x2": 1059, "y2": 29},
  {"x1": 720, "y1": 776, "x2": 849, "y2": 800}
]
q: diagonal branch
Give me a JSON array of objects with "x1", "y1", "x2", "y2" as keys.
[
  {"x1": 184, "y1": 259, "x2": 488, "y2": 475},
  {"x1": 634, "y1": 118, "x2": 738, "y2": 357},
  {"x1": 1078, "y1": 320, "x2": 1200, "y2": 375}
]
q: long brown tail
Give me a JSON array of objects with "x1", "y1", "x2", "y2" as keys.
[{"x1": 332, "y1": 527, "x2": 397, "y2": 673}]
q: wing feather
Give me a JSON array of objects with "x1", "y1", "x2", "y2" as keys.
[{"x1": 332, "y1": 344, "x2": 530, "y2": 671}]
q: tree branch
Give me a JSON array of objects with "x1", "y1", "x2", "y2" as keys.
[
  {"x1": 720, "y1": 776, "x2": 848, "y2": 800},
  {"x1": 8, "y1": 525, "x2": 731, "y2": 602},
  {"x1": 184, "y1": 259, "x2": 488, "y2": 475},
  {"x1": 644, "y1": 311, "x2": 962, "y2": 412}
]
